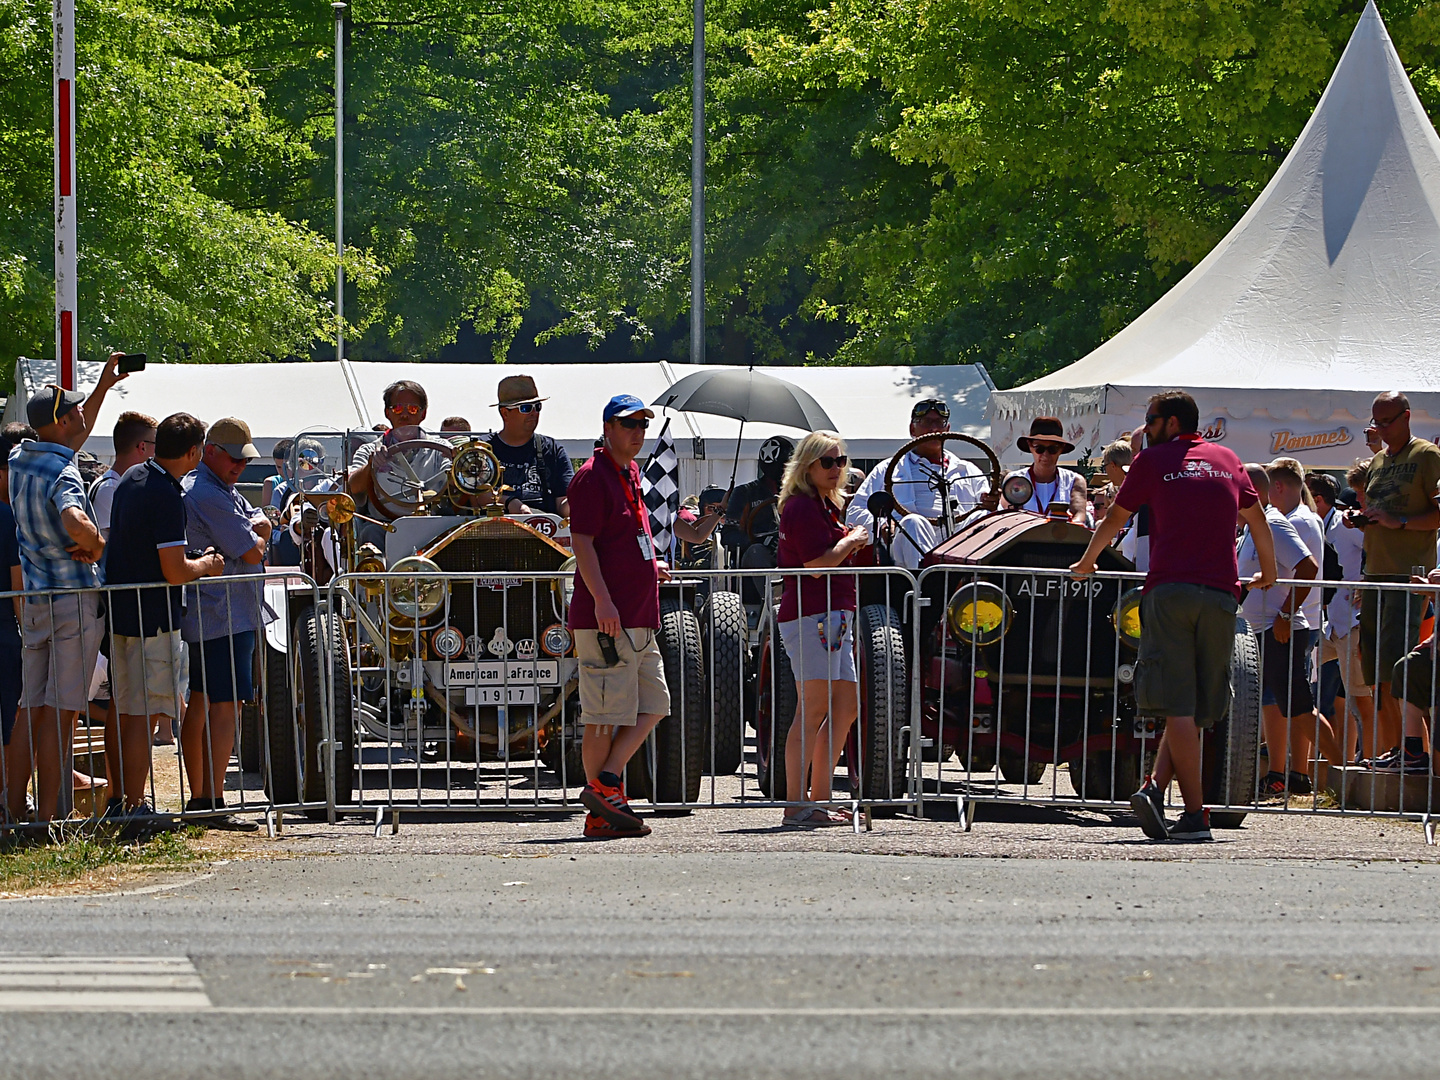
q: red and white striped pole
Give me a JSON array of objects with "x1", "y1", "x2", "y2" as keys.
[{"x1": 54, "y1": 0, "x2": 77, "y2": 390}]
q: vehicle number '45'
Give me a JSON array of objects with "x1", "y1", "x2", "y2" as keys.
[{"x1": 1015, "y1": 577, "x2": 1107, "y2": 599}]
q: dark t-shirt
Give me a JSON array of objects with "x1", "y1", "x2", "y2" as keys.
[
  {"x1": 0, "y1": 501, "x2": 20, "y2": 649},
  {"x1": 1115, "y1": 434, "x2": 1257, "y2": 599},
  {"x1": 104, "y1": 460, "x2": 188, "y2": 637},
  {"x1": 566, "y1": 450, "x2": 660, "y2": 630},
  {"x1": 485, "y1": 433, "x2": 574, "y2": 515},
  {"x1": 777, "y1": 492, "x2": 856, "y2": 620}
]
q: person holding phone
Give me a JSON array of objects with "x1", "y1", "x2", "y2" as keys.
[
  {"x1": 567, "y1": 394, "x2": 671, "y2": 839},
  {"x1": 776, "y1": 431, "x2": 870, "y2": 827}
]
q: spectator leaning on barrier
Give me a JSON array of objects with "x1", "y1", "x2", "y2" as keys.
[
  {"x1": 180, "y1": 418, "x2": 272, "y2": 822},
  {"x1": 0, "y1": 424, "x2": 32, "y2": 823},
  {"x1": 777, "y1": 431, "x2": 871, "y2": 828},
  {"x1": 848, "y1": 397, "x2": 992, "y2": 571},
  {"x1": 1071, "y1": 390, "x2": 1276, "y2": 843},
  {"x1": 9, "y1": 361, "x2": 126, "y2": 823},
  {"x1": 1345, "y1": 391, "x2": 1440, "y2": 775},
  {"x1": 484, "y1": 376, "x2": 573, "y2": 516},
  {"x1": 103, "y1": 414, "x2": 225, "y2": 816},
  {"x1": 568, "y1": 394, "x2": 671, "y2": 839},
  {"x1": 90, "y1": 411, "x2": 157, "y2": 541}
]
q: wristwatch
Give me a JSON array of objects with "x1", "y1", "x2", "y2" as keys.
[{"x1": 1275, "y1": 610, "x2": 1291, "y2": 621}]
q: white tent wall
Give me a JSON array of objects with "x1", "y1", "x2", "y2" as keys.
[
  {"x1": 988, "y1": 3, "x2": 1440, "y2": 471},
  {"x1": 8, "y1": 357, "x2": 994, "y2": 491}
]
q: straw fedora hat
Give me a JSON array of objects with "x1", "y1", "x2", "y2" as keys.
[
  {"x1": 1016, "y1": 416, "x2": 1076, "y2": 454},
  {"x1": 494, "y1": 374, "x2": 548, "y2": 409}
]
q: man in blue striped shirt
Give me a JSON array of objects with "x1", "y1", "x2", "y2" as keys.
[{"x1": 8, "y1": 359, "x2": 125, "y2": 822}]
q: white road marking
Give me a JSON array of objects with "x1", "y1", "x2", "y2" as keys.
[{"x1": 0, "y1": 956, "x2": 210, "y2": 1010}]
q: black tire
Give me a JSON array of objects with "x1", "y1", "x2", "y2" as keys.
[
  {"x1": 238, "y1": 639, "x2": 264, "y2": 772},
  {"x1": 262, "y1": 641, "x2": 296, "y2": 803},
  {"x1": 699, "y1": 591, "x2": 747, "y2": 776},
  {"x1": 266, "y1": 606, "x2": 355, "y2": 813},
  {"x1": 628, "y1": 602, "x2": 705, "y2": 808},
  {"x1": 1066, "y1": 751, "x2": 1142, "y2": 802},
  {"x1": 755, "y1": 617, "x2": 798, "y2": 799},
  {"x1": 1206, "y1": 622, "x2": 1260, "y2": 828},
  {"x1": 540, "y1": 692, "x2": 586, "y2": 787},
  {"x1": 851, "y1": 604, "x2": 909, "y2": 803},
  {"x1": 999, "y1": 749, "x2": 1046, "y2": 786}
]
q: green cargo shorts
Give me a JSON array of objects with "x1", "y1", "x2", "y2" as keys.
[
  {"x1": 1391, "y1": 643, "x2": 1439, "y2": 711},
  {"x1": 1135, "y1": 582, "x2": 1239, "y2": 728},
  {"x1": 1359, "y1": 576, "x2": 1426, "y2": 689}
]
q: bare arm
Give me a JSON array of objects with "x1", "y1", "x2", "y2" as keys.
[
  {"x1": 1069, "y1": 505, "x2": 1132, "y2": 576},
  {"x1": 671, "y1": 508, "x2": 722, "y2": 545},
  {"x1": 77, "y1": 354, "x2": 126, "y2": 450},
  {"x1": 1069, "y1": 474, "x2": 1088, "y2": 524},
  {"x1": 571, "y1": 532, "x2": 620, "y2": 637},
  {"x1": 556, "y1": 495, "x2": 570, "y2": 519},
  {"x1": 1366, "y1": 501, "x2": 1440, "y2": 532},
  {"x1": 157, "y1": 547, "x2": 224, "y2": 585},
  {"x1": 1238, "y1": 502, "x2": 1278, "y2": 588},
  {"x1": 60, "y1": 505, "x2": 103, "y2": 561},
  {"x1": 803, "y1": 525, "x2": 870, "y2": 570}
]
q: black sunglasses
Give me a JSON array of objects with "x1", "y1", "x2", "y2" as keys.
[
  {"x1": 911, "y1": 400, "x2": 950, "y2": 420},
  {"x1": 817, "y1": 454, "x2": 848, "y2": 469},
  {"x1": 615, "y1": 416, "x2": 649, "y2": 430},
  {"x1": 1029, "y1": 444, "x2": 1064, "y2": 456}
]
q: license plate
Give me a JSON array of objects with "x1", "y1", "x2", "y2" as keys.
[
  {"x1": 444, "y1": 661, "x2": 560, "y2": 687},
  {"x1": 464, "y1": 686, "x2": 540, "y2": 705}
]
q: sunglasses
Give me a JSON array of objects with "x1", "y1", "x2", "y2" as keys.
[
  {"x1": 615, "y1": 416, "x2": 649, "y2": 430},
  {"x1": 388, "y1": 402, "x2": 424, "y2": 417},
  {"x1": 817, "y1": 454, "x2": 849, "y2": 469},
  {"x1": 911, "y1": 400, "x2": 950, "y2": 420},
  {"x1": 506, "y1": 402, "x2": 543, "y2": 415},
  {"x1": 1029, "y1": 444, "x2": 1064, "y2": 456}
]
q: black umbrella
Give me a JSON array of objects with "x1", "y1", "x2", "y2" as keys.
[{"x1": 652, "y1": 367, "x2": 838, "y2": 487}]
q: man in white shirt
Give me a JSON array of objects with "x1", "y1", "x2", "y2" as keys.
[
  {"x1": 90, "y1": 412, "x2": 157, "y2": 540},
  {"x1": 1237, "y1": 463, "x2": 1340, "y2": 797},
  {"x1": 847, "y1": 398, "x2": 994, "y2": 570},
  {"x1": 1308, "y1": 472, "x2": 1371, "y2": 763}
]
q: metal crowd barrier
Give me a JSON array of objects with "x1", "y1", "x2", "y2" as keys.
[
  {"x1": 324, "y1": 565, "x2": 920, "y2": 829},
  {"x1": 0, "y1": 571, "x2": 324, "y2": 838},
  {"x1": 915, "y1": 564, "x2": 1440, "y2": 842}
]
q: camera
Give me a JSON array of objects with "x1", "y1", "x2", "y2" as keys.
[{"x1": 1344, "y1": 509, "x2": 1369, "y2": 529}]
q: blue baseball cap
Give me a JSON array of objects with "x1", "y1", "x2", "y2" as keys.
[{"x1": 603, "y1": 394, "x2": 655, "y2": 423}]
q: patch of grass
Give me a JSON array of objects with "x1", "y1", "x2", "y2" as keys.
[{"x1": 0, "y1": 825, "x2": 206, "y2": 893}]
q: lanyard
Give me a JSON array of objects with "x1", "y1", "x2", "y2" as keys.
[
  {"x1": 599, "y1": 448, "x2": 645, "y2": 533},
  {"x1": 1028, "y1": 468, "x2": 1060, "y2": 512}
]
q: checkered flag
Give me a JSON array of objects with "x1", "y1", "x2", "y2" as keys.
[{"x1": 642, "y1": 418, "x2": 680, "y2": 558}]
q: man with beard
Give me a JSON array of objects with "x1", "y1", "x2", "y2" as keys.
[{"x1": 1071, "y1": 391, "x2": 1276, "y2": 842}]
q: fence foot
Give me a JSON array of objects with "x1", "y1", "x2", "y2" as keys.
[
  {"x1": 1424, "y1": 815, "x2": 1437, "y2": 847},
  {"x1": 862, "y1": 804, "x2": 872, "y2": 833},
  {"x1": 957, "y1": 795, "x2": 972, "y2": 833},
  {"x1": 373, "y1": 806, "x2": 385, "y2": 839},
  {"x1": 392, "y1": 808, "x2": 400, "y2": 835},
  {"x1": 265, "y1": 809, "x2": 281, "y2": 838}
]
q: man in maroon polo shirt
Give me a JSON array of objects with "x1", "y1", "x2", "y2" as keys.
[
  {"x1": 1071, "y1": 391, "x2": 1277, "y2": 841},
  {"x1": 568, "y1": 394, "x2": 672, "y2": 838}
]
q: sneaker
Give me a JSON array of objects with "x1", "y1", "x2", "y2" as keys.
[
  {"x1": 1286, "y1": 770, "x2": 1314, "y2": 796},
  {"x1": 581, "y1": 779, "x2": 644, "y2": 831},
  {"x1": 1360, "y1": 747, "x2": 1401, "y2": 769},
  {"x1": 1258, "y1": 771, "x2": 1289, "y2": 800},
  {"x1": 1167, "y1": 808, "x2": 1213, "y2": 842},
  {"x1": 100, "y1": 796, "x2": 125, "y2": 820},
  {"x1": 1129, "y1": 777, "x2": 1168, "y2": 841},
  {"x1": 1370, "y1": 747, "x2": 1432, "y2": 776},
  {"x1": 583, "y1": 812, "x2": 650, "y2": 839}
]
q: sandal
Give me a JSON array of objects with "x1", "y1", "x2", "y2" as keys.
[{"x1": 781, "y1": 807, "x2": 829, "y2": 828}]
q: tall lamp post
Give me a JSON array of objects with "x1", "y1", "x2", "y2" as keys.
[
  {"x1": 333, "y1": 3, "x2": 346, "y2": 364},
  {"x1": 54, "y1": 0, "x2": 77, "y2": 389},
  {"x1": 690, "y1": 0, "x2": 704, "y2": 365}
]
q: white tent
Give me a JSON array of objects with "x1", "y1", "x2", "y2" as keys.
[
  {"x1": 5, "y1": 357, "x2": 995, "y2": 493},
  {"x1": 989, "y1": 2, "x2": 1440, "y2": 469}
]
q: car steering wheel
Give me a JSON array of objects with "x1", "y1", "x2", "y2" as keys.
[
  {"x1": 882, "y1": 432, "x2": 1002, "y2": 521},
  {"x1": 370, "y1": 437, "x2": 456, "y2": 519}
]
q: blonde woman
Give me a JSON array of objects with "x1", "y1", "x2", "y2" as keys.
[{"x1": 775, "y1": 431, "x2": 871, "y2": 826}]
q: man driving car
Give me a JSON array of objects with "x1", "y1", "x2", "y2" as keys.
[{"x1": 848, "y1": 398, "x2": 995, "y2": 570}]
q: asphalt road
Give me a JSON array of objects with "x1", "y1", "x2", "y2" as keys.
[{"x1": 1, "y1": 850, "x2": 1439, "y2": 1078}]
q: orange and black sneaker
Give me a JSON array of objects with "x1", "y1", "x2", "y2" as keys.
[
  {"x1": 582, "y1": 778, "x2": 644, "y2": 830},
  {"x1": 583, "y1": 812, "x2": 651, "y2": 839}
]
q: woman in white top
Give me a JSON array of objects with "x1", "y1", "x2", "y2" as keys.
[{"x1": 1007, "y1": 417, "x2": 1087, "y2": 524}]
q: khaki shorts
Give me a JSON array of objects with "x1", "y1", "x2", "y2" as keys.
[
  {"x1": 1331, "y1": 627, "x2": 1372, "y2": 699},
  {"x1": 21, "y1": 593, "x2": 104, "y2": 713},
  {"x1": 1135, "y1": 583, "x2": 1238, "y2": 728},
  {"x1": 575, "y1": 628, "x2": 670, "y2": 726},
  {"x1": 111, "y1": 630, "x2": 185, "y2": 718}
]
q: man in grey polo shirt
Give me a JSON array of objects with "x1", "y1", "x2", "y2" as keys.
[{"x1": 180, "y1": 418, "x2": 272, "y2": 818}]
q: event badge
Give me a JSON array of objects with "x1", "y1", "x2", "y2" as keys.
[{"x1": 637, "y1": 533, "x2": 654, "y2": 560}]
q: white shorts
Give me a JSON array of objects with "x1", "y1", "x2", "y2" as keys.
[
  {"x1": 111, "y1": 630, "x2": 185, "y2": 718},
  {"x1": 1333, "y1": 626, "x2": 1372, "y2": 699}
]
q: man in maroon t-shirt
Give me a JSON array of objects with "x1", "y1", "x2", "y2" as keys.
[
  {"x1": 1072, "y1": 391, "x2": 1277, "y2": 842},
  {"x1": 567, "y1": 394, "x2": 672, "y2": 838}
]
